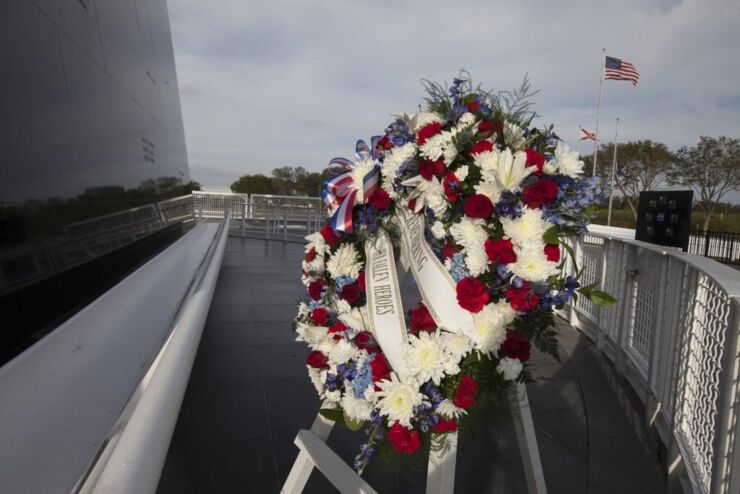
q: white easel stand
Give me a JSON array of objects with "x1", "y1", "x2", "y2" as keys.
[{"x1": 281, "y1": 382, "x2": 547, "y2": 494}]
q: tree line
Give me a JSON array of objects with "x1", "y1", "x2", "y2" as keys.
[{"x1": 230, "y1": 166, "x2": 328, "y2": 197}]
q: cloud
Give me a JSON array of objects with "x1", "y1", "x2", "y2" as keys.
[{"x1": 168, "y1": 0, "x2": 740, "y2": 201}]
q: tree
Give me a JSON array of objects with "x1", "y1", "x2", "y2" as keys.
[
  {"x1": 583, "y1": 140, "x2": 674, "y2": 220},
  {"x1": 230, "y1": 174, "x2": 276, "y2": 194},
  {"x1": 667, "y1": 136, "x2": 740, "y2": 231}
]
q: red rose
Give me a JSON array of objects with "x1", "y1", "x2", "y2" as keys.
[
  {"x1": 433, "y1": 418, "x2": 458, "y2": 433},
  {"x1": 470, "y1": 140, "x2": 494, "y2": 155},
  {"x1": 466, "y1": 101, "x2": 480, "y2": 113},
  {"x1": 340, "y1": 283, "x2": 361, "y2": 305},
  {"x1": 308, "y1": 279, "x2": 325, "y2": 301},
  {"x1": 504, "y1": 282, "x2": 541, "y2": 311},
  {"x1": 485, "y1": 238, "x2": 517, "y2": 265},
  {"x1": 416, "y1": 122, "x2": 442, "y2": 145},
  {"x1": 418, "y1": 159, "x2": 446, "y2": 180},
  {"x1": 305, "y1": 247, "x2": 317, "y2": 262},
  {"x1": 354, "y1": 331, "x2": 378, "y2": 352},
  {"x1": 370, "y1": 353, "x2": 391, "y2": 382},
  {"x1": 521, "y1": 179, "x2": 559, "y2": 209},
  {"x1": 357, "y1": 271, "x2": 366, "y2": 292},
  {"x1": 544, "y1": 244, "x2": 560, "y2": 262},
  {"x1": 524, "y1": 148, "x2": 546, "y2": 175},
  {"x1": 307, "y1": 351, "x2": 329, "y2": 369},
  {"x1": 387, "y1": 422, "x2": 421, "y2": 454},
  {"x1": 456, "y1": 277, "x2": 490, "y2": 313},
  {"x1": 368, "y1": 189, "x2": 391, "y2": 210},
  {"x1": 453, "y1": 375, "x2": 478, "y2": 409},
  {"x1": 443, "y1": 172, "x2": 461, "y2": 203},
  {"x1": 311, "y1": 307, "x2": 330, "y2": 326},
  {"x1": 478, "y1": 120, "x2": 503, "y2": 135},
  {"x1": 320, "y1": 223, "x2": 341, "y2": 248},
  {"x1": 409, "y1": 303, "x2": 437, "y2": 335},
  {"x1": 500, "y1": 330, "x2": 531, "y2": 362},
  {"x1": 328, "y1": 321, "x2": 347, "y2": 334},
  {"x1": 443, "y1": 242, "x2": 459, "y2": 259},
  {"x1": 463, "y1": 194, "x2": 494, "y2": 219}
]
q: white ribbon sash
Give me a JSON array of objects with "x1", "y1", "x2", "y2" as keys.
[
  {"x1": 364, "y1": 231, "x2": 408, "y2": 378},
  {"x1": 396, "y1": 209, "x2": 478, "y2": 342}
]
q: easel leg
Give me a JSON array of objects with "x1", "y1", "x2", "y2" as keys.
[
  {"x1": 426, "y1": 431, "x2": 458, "y2": 494},
  {"x1": 281, "y1": 414, "x2": 335, "y2": 493},
  {"x1": 510, "y1": 382, "x2": 548, "y2": 494}
]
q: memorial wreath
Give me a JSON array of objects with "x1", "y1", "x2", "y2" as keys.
[{"x1": 294, "y1": 74, "x2": 612, "y2": 472}]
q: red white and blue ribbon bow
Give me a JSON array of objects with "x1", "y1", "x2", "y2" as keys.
[{"x1": 321, "y1": 138, "x2": 381, "y2": 233}]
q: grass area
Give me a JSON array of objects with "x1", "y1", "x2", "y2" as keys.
[{"x1": 592, "y1": 209, "x2": 740, "y2": 233}]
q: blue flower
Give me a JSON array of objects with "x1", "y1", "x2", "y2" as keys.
[
  {"x1": 449, "y1": 253, "x2": 469, "y2": 282},
  {"x1": 352, "y1": 354, "x2": 375, "y2": 398}
]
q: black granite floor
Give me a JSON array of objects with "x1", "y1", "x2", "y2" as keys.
[{"x1": 158, "y1": 236, "x2": 665, "y2": 494}]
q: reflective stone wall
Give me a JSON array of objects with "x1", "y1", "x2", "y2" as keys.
[{"x1": 0, "y1": 0, "x2": 191, "y2": 361}]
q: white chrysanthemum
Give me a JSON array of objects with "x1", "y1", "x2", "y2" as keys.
[
  {"x1": 495, "y1": 148, "x2": 534, "y2": 191},
  {"x1": 334, "y1": 299, "x2": 366, "y2": 333},
  {"x1": 501, "y1": 206, "x2": 550, "y2": 246},
  {"x1": 329, "y1": 339, "x2": 360, "y2": 365},
  {"x1": 377, "y1": 373, "x2": 427, "y2": 427},
  {"x1": 474, "y1": 174, "x2": 502, "y2": 204},
  {"x1": 552, "y1": 143, "x2": 584, "y2": 177},
  {"x1": 455, "y1": 165, "x2": 469, "y2": 181},
  {"x1": 297, "y1": 302, "x2": 310, "y2": 319},
  {"x1": 503, "y1": 122, "x2": 526, "y2": 150},
  {"x1": 542, "y1": 161, "x2": 558, "y2": 175},
  {"x1": 443, "y1": 141, "x2": 458, "y2": 165},
  {"x1": 341, "y1": 386, "x2": 374, "y2": 421},
  {"x1": 404, "y1": 331, "x2": 455, "y2": 385},
  {"x1": 431, "y1": 221, "x2": 446, "y2": 240},
  {"x1": 458, "y1": 112, "x2": 476, "y2": 127},
  {"x1": 296, "y1": 323, "x2": 336, "y2": 353},
  {"x1": 437, "y1": 399, "x2": 467, "y2": 419},
  {"x1": 449, "y1": 217, "x2": 487, "y2": 247},
  {"x1": 304, "y1": 232, "x2": 329, "y2": 256},
  {"x1": 497, "y1": 357, "x2": 523, "y2": 381},
  {"x1": 324, "y1": 389, "x2": 342, "y2": 403},
  {"x1": 472, "y1": 150, "x2": 498, "y2": 171},
  {"x1": 464, "y1": 246, "x2": 489, "y2": 277},
  {"x1": 381, "y1": 142, "x2": 416, "y2": 198},
  {"x1": 351, "y1": 158, "x2": 377, "y2": 202},
  {"x1": 509, "y1": 244, "x2": 559, "y2": 283},
  {"x1": 327, "y1": 243, "x2": 362, "y2": 280},
  {"x1": 307, "y1": 367, "x2": 326, "y2": 394},
  {"x1": 302, "y1": 256, "x2": 325, "y2": 278},
  {"x1": 473, "y1": 300, "x2": 517, "y2": 354},
  {"x1": 401, "y1": 176, "x2": 449, "y2": 218},
  {"x1": 411, "y1": 111, "x2": 442, "y2": 132},
  {"x1": 441, "y1": 331, "x2": 475, "y2": 361}
]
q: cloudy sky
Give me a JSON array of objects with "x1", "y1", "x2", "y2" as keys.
[{"x1": 168, "y1": 0, "x2": 740, "y2": 197}]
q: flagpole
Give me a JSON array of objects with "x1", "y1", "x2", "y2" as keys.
[
  {"x1": 607, "y1": 117, "x2": 620, "y2": 227},
  {"x1": 592, "y1": 48, "x2": 606, "y2": 177},
  {"x1": 577, "y1": 126, "x2": 582, "y2": 155}
]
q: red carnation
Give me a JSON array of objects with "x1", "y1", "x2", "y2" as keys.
[
  {"x1": 308, "y1": 279, "x2": 325, "y2": 301},
  {"x1": 328, "y1": 321, "x2": 347, "y2": 334},
  {"x1": 443, "y1": 242, "x2": 459, "y2": 259},
  {"x1": 307, "y1": 351, "x2": 329, "y2": 369},
  {"x1": 370, "y1": 353, "x2": 391, "y2": 382},
  {"x1": 409, "y1": 303, "x2": 437, "y2": 335},
  {"x1": 544, "y1": 244, "x2": 561, "y2": 262},
  {"x1": 416, "y1": 122, "x2": 442, "y2": 145},
  {"x1": 311, "y1": 307, "x2": 330, "y2": 326},
  {"x1": 521, "y1": 179, "x2": 559, "y2": 209},
  {"x1": 453, "y1": 375, "x2": 478, "y2": 409},
  {"x1": 418, "y1": 159, "x2": 446, "y2": 180},
  {"x1": 504, "y1": 282, "x2": 541, "y2": 311},
  {"x1": 466, "y1": 101, "x2": 480, "y2": 113},
  {"x1": 368, "y1": 189, "x2": 391, "y2": 210},
  {"x1": 387, "y1": 422, "x2": 421, "y2": 454},
  {"x1": 463, "y1": 194, "x2": 494, "y2": 219},
  {"x1": 470, "y1": 140, "x2": 494, "y2": 155},
  {"x1": 478, "y1": 120, "x2": 503, "y2": 135},
  {"x1": 456, "y1": 277, "x2": 490, "y2": 313},
  {"x1": 525, "y1": 148, "x2": 546, "y2": 175},
  {"x1": 443, "y1": 172, "x2": 461, "y2": 203},
  {"x1": 340, "y1": 283, "x2": 361, "y2": 305},
  {"x1": 320, "y1": 223, "x2": 341, "y2": 248},
  {"x1": 433, "y1": 418, "x2": 458, "y2": 433},
  {"x1": 377, "y1": 135, "x2": 394, "y2": 150},
  {"x1": 500, "y1": 330, "x2": 531, "y2": 362},
  {"x1": 485, "y1": 238, "x2": 517, "y2": 265},
  {"x1": 357, "y1": 271, "x2": 366, "y2": 292},
  {"x1": 354, "y1": 331, "x2": 378, "y2": 352},
  {"x1": 305, "y1": 247, "x2": 317, "y2": 263}
]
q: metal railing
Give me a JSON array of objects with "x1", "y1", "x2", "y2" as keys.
[
  {"x1": 688, "y1": 230, "x2": 740, "y2": 265},
  {"x1": 563, "y1": 229, "x2": 740, "y2": 494}
]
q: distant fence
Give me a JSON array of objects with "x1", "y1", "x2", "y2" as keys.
[{"x1": 688, "y1": 230, "x2": 740, "y2": 265}]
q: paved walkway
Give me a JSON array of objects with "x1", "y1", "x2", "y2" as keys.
[{"x1": 159, "y1": 237, "x2": 665, "y2": 493}]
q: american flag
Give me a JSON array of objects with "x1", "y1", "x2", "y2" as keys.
[{"x1": 604, "y1": 56, "x2": 639, "y2": 86}]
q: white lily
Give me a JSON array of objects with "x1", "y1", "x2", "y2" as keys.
[{"x1": 494, "y1": 148, "x2": 534, "y2": 191}]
